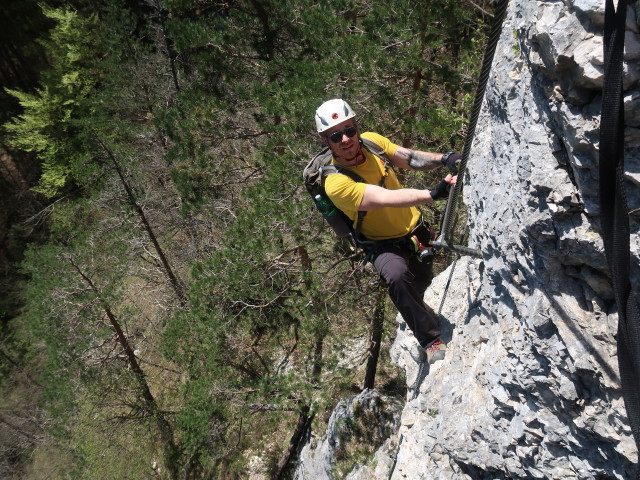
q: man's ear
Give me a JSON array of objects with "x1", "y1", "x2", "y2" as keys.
[{"x1": 320, "y1": 134, "x2": 328, "y2": 147}]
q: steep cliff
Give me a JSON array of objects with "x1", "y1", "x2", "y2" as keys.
[{"x1": 294, "y1": 1, "x2": 640, "y2": 479}]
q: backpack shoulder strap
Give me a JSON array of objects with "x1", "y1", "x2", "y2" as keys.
[
  {"x1": 361, "y1": 136, "x2": 391, "y2": 166},
  {"x1": 360, "y1": 136, "x2": 393, "y2": 187},
  {"x1": 305, "y1": 137, "x2": 395, "y2": 194},
  {"x1": 324, "y1": 136, "x2": 394, "y2": 179},
  {"x1": 303, "y1": 147, "x2": 366, "y2": 188},
  {"x1": 327, "y1": 163, "x2": 365, "y2": 185}
]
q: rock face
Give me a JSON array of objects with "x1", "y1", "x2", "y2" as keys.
[
  {"x1": 294, "y1": 1, "x2": 640, "y2": 479},
  {"x1": 292, "y1": 389, "x2": 403, "y2": 480}
]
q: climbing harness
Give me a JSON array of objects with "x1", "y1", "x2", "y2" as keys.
[
  {"x1": 599, "y1": 0, "x2": 640, "y2": 475},
  {"x1": 431, "y1": 0, "x2": 511, "y2": 260},
  {"x1": 305, "y1": 137, "x2": 445, "y2": 266}
]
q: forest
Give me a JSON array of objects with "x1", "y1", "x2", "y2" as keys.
[{"x1": 0, "y1": 0, "x2": 494, "y2": 478}]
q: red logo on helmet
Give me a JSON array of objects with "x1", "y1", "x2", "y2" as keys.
[{"x1": 332, "y1": 113, "x2": 339, "y2": 119}]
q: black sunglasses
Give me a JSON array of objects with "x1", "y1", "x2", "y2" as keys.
[{"x1": 326, "y1": 126, "x2": 358, "y2": 143}]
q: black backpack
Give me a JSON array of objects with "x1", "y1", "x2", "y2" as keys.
[{"x1": 303, "y1": 137, "x2": 392, "y2": 242}]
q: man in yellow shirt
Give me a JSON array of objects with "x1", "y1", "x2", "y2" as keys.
[{"x1": 314, "y1": 99, "x2": 459, "y2": 364}]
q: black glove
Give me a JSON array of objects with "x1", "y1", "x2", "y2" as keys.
[
  {"x1": 441, "y1": 151, "x2": 461, "y2": 174},
  {"x1": 429, "y1": 179, "x2": 451, "y2": 201}
]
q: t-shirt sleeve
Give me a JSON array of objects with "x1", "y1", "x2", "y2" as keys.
[{"x1": 324, "y1": 174, "x2": 366, "y2": 213}]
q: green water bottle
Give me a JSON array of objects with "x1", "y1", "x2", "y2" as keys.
[
  {"x1": 314, "y1": 194, "x2": 336, "y2": 217},
  {"x1": 314, "y1": 194, "x2": 352, "y2": 237}
]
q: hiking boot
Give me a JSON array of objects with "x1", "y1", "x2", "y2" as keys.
[{"x1": 425, "y1": 339, "x2": 447, "y2": 364}]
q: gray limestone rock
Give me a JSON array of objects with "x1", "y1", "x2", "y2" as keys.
[{"x1": 293, "y1": 389, "x2": 403, "y2": 480}]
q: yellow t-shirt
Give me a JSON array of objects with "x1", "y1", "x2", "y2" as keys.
[{"x1": 324, "y1": 132, "x2": 420, "y2": 241}]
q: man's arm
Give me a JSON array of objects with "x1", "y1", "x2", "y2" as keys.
[
  {"x1": 358, "y1": 174, "x2": 455, "y2": 211},
  {"x1": 391, "y1": 146, "x2": 443, "y2": 171}
]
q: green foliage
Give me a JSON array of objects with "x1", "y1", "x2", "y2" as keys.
[{"x1": 4, "y1": 6, "x2": 98, "y2": 197}]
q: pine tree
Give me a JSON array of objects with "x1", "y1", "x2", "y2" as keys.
[
  {"x1": 5, "y1": 2, "x2": 193, "y2": 476},
  {"x1": 18, "y1": 201, "x2": 181, "y2": 477},
  {"x1": 157, "y1": 0, "x2": 492, "y2": 475},
  {"x1": 4, "y1": 5, "x2": 98, "y2": 197}
]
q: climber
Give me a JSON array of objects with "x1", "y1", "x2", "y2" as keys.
[{"x1": 313, "y1": 98, "x2": 460, "y2": 364}]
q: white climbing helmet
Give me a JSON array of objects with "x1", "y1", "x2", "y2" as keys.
[{"x1": 315, "y1": 99, "x2": 356, "y2": 133}]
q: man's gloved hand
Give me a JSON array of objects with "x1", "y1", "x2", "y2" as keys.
[
  {"x1": 441, "y1": 151, "x2": 461, "y2": 174},
  {"x1": 429, "y1": 179, "x2": 451, "y2": 202}
]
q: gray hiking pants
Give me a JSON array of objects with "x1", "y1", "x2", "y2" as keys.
[{"x1": 373, "y1": 245, "x2": 440, "y2": 349}]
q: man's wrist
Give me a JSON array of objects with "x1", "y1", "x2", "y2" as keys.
[
  {"x1": 440, "y1": 151, "x2": 455, "y2": 164},
  {"x1": 440, "y1": 151, "x2": 461, "y2": 174}
]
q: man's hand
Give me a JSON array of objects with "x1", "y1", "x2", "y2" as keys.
[
  {"x1": 429, "y1": 174, "x2": 457, "y2": 202},
  {"x1": 441, "y1": 151, "x2": 462, "y2": 174}
]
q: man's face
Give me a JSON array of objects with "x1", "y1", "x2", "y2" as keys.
[{"x1": 323, "y1": 120, "x2": 360, "y2": 162}]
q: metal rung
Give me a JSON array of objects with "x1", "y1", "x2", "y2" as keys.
[{"x1": 431, "y1": 241, "x2": 483, "y2": 258}]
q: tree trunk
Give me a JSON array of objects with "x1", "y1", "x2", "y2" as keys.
[
  {"x1": 272, "y1": 405, "x2": 313, "y2": 480},
  {"x1": 70, "y1": 259, "x2": 180, "y2": 480},
  {"x1": 271, "y1": 243, "x2": 323, "y2": 478},
  {"x1": 96, "y1": 137, "x2": 187, "y2": 305},
  {"x1": 155, "y1": 1, "x2": 181, "y2": 93},
  {"x1": 364, "y1": 289, "x2": 386, "y2": 389}
]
